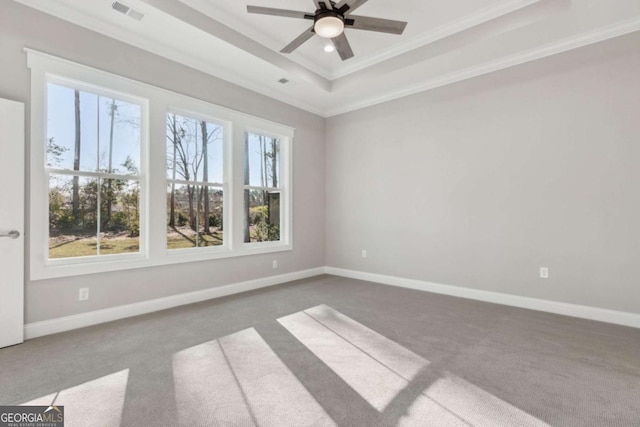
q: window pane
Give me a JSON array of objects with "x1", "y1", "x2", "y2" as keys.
[
  {"x1": 244, "y1": 132, "x2": 280, "y2": 188},
  {"x1": 167, "y1": 184, "x2": 224, "y2": 249},
  {"x1": 166, "y1": 113, "x2": 223, "y2": 183},
  {"x1": 244, "y1": 189, "x2": 280, "y2": 243},
  {"x1": 49, "y1": 175, "x2": 98, "y2": 259},
  {"x1": 99, "y1": 178, "x2": 140, "y2": 255},
  {"x1": 47, "y1": 83, "x2": 141, "y2": 175}
]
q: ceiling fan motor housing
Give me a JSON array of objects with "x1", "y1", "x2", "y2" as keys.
[{"x1": 314, "y1": 8, "x2": 343, "y2": 24}]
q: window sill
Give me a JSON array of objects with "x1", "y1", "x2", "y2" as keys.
[{"x1": 30, "y1": 243, "x2": 293, "y2": 281}]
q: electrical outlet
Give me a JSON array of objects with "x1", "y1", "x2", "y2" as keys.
[
  {"x1": 539, "y1": 267, "x2": 549, "y2": 279},
  {"x1": 272, "y1": 260, "x2": 278, "y2": 269},
  {"x1": 362, "y1": 249, "x2": 367, "y2": 258},
  {"x1": 79, "y1": 288, "x2": 89, "y2": 301}
]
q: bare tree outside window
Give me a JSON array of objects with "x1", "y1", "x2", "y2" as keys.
[
  {"x1": 166, "y1": 113, "x2": 224, "y2": 249},
  {"x1": 46, "y1": 83, "x2": 142, "y2": 259},
  {"x1": 244, "y1": 132, "x2": 280, "y2": 243},
  {"x1": 32, "y1": 55, "x2": 292, "y2": 280}
]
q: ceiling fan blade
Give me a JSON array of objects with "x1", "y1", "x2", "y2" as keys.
[
  {"x1": 331, "y1": 33, "x2": 354, "y2": 60},
  {"x1": 335, "y1": 0, "x2": 368, "y2": 15},
  {"x1": 313, "y1": 0, "x2": 333, "y2": 10},
  {"x1": 247, "y1": 6, "x2": 312, "y2": 20},
  {"x1": 280, "y1": 26, "x2": 315, "y2": 54},
  {"x1": 347, "y1": 15, "x2": 407, "y2": 34}
]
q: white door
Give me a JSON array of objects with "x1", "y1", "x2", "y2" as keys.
[{"x1": 0, "y1": 98, "x2": 25, "y2": 348}]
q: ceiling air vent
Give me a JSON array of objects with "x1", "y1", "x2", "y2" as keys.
[
  {"x1": 112, "y1": 1, "x2": 130, "y2": 14},
  {"x1": 112, "y1": 2, "x2": 144, "y2": 21}
]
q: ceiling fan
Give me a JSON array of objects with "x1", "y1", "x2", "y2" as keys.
[{"x1": 247, "y1": 0, "x2": 408, "y2": 61}]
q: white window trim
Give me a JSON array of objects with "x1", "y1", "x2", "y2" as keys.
[
  {"x1": 27, "y1": 49, "x2": 294, "y2": 281},
  {"x1": 241, "y1": 127, "x2": 291, "y2": 251},
  {"x1": 43, "y1": 75, "x2": 149, "y2": 267},
  {"x1": 164, "y1": 106, "x2": 233, "y2": 258}
]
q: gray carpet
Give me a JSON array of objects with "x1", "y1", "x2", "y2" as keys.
[{"x1": 1, "y1": 274, "x2": 639, "y2": 426}]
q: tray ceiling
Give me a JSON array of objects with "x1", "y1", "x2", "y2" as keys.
[{"x1": 12, "y1": 0, "x2": 640, "y2": 117}]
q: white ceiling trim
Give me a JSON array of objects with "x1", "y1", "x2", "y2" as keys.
[
  {"x1": 331, "y1": 0, "x2": 543, "y2": 80},
  {"x1": 25, "y1": 47, "x2": 296, "y2": 131},
  {"x1": 325, "y1": 16, "x2": 640, "y2": 117},
  {"x1": 180, "y1": 0, "x2": 335, "y2": 80},
  {"x1": 139, "y1": 0, "x2": 331, "y2": 90},
  {"x1": 12, "y1": 0, "x2": 328, "y2": 116},
  {"x1": 181, "y1": 0, "x2": 543, "y2": 81},
  {"x1": 11, "y1": 0, "x2": 640, "y2": 118}
]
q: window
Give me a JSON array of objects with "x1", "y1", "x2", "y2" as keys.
[
  {"x1": 46, "y1": 82, "x2": 143, "y2": 259},
  {"x1": 28, "y1": 50, "x2": 293, "y2": 280},
  {"x1": 244, "y1": 132, "x2": 281, "y2": 244},
  {"x1": 166, "y1": 112, "x2": 225, "y2": 250}
]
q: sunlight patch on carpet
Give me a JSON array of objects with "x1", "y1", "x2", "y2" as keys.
[
  {"x1": 279, "y1": 305, "x2": 429, "y2": 411},
  {"x1": 279, "y1": 305, "x2": 548, "y2": 426},
  {"x1": 172, "y1": 327, "x2": 336, "y2": 427},
  {"x1": 21, "y1": 369, "x2": 129, "y2": 427}
]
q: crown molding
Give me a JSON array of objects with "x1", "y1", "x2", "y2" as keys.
[
  {"x1": 11, "y1": 0, "x2": 640, "y2": 118},
  {"x1": 180, "y1": 0, "x2": 544, "y2": 81},
  {"x1": 325, "y1": 16, "x2": 640, "y2": 117},
  {"x1": 12, "y1": 0, "x2": 327, "y2": 117},
  {"x1": 138, "y1": 0, "x2": 331, "y2": 91},
  {"x1": 330, "y1": 0, "x2": 543, "y2": 80}
]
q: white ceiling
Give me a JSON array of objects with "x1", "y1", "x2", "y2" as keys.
[
  {"x1": 186, "y1": 0, "x2": 507, "y2": 79},
  {"x1": 13, "y1": 0, "x2": 640, "y2": 117}
]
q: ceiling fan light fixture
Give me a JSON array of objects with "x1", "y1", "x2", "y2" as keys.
[
  {"x1": 247, "y1": 0, "x2": 408, "y2": 61},
  {"x1": 314, "y1": 16, "x2": 344, "y2": 38}
]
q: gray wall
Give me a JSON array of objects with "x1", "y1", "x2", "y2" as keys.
[
  {"x1": 0, "y1": 1, "x2": 326, "y2": 323},
  {"x1": 326, "y1": 32, "x2": 640, "y2": 314},
  {"x1": 2, "y1": 1, "x2": 639, "y2": 324}
]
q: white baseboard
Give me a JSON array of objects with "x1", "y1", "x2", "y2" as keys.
[
  {"x1": 324, "y1": 267, "x2": 640, "y2": 329},
  {"x1": 24, "y1": 267, "x2": 325, "y2": 339},
  {"x1": 24, "y1": 265, "x2": 640, "y2": 339}
]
